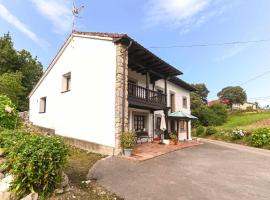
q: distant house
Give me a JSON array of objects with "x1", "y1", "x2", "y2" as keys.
[
  {"x1": 28, "y1": 31, "x2": 196, "y2": 155},
  {"x1": 208, "y1": 99, "x2": 256, "y2": 110},
  {"x1": 232, "y1": 102, "x2": 257, "y2": 110}
]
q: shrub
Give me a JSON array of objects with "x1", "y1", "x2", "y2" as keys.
[
  {"x1": 0, "y1": 130, "x2": 68, "y2": 198},
  {"x1": 209, "y1": 103, "x2": 228, "y2": 125},
  {"x1": 169, "y1": 133, "x2": 178, "y2": 143},
  {"x1": 230, "y1": 128, "x2": 246, "y2": 140},
  {"x1": 205, "y1": 126, "x2": 218, "y2": 135},
  {"x1": 196, "y1": 126, "x2": 205, "y2": 136},
  {"x1": 120, "y1": 132, "x2": 136, "y2": 149},
  {"x1": 251, "y1": 128, "x2": 270, "y2": 147},
  {"x1": 0, "y1": 95, "x2": 19, "y2": 129}
]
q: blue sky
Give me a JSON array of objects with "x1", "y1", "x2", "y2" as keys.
[{"x1": 0, "y1": 0, "x2": 270, "y2": 106}]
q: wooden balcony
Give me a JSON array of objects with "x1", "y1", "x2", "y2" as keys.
[{"x1": 128, "y1": 83, "x2": 167, "y2": 110}]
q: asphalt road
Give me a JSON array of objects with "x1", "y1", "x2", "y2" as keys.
[{"x1": 88, "y1": 140, "x2": 270, "y2": 200}]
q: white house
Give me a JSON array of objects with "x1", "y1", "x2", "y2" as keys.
[
  {"x1": 28, "y1": 32, "x2": 196, "y2": 155},
  {"x1": 232, "y1": 102, "x2": 257, "y2": 110}
]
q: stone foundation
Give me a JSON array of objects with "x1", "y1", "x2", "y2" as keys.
[{"x1": 62, "y1": 136, "x2": 116, "y2": 155}]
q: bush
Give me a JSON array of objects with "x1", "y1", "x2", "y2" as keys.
[
  {"x1": 120, "y1": 132, "x2": 136, "y2": 149},
  {"x1": 251, "y1": 128, "x2": 270, "y2": 147},
  {"x1": 169, "y1": 133, "x2": 178, "y2": 143},
  {"x1": 209, "y1": 103, "x2": 228, "y2": 125},
  {"x1": 196, "y1": 126, "x2": 205, "y2": 136},
  {"x1": 0, "y1": 95, "x2": 19, "y2": 129},
  {"x1": 205, "y1": 126, "x2": 218, "y2": 135},
  {"x1": 0, "y1": 130, "x2": 68, "y2": 198},
  {"x1": 230, "y1": 128, "x2": 246, "y2": 140}
]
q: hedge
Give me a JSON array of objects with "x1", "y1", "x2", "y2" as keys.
[{"x1": 0, "y1": 130, "x2": 68, "y2": 198}]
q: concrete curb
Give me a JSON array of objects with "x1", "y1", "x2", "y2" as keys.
[{"x1": 198, "y1": 137, "x2": 270, "y2": 157}]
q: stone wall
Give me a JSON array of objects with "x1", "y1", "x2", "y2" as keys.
[{"x1": 115, "y1": 43, "x2": 129, "y2": 154}]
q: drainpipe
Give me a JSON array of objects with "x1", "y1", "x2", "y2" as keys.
[{"x1": 120, "y1": 40, "x2": 133, "y2": 133}]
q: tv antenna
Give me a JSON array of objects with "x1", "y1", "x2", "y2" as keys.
[{"x1": 72, "y1": 1, "x2": 84, "y2": 32}]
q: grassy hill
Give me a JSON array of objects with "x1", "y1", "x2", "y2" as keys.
[{"x1": 217, "y1": 111, "x2": 270, "y2": 130}]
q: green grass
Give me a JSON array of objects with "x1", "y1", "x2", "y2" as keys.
[{"x1": 217, "y1": 111, "x2": 270, "y2": 129}]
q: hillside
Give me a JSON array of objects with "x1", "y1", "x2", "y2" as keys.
[{"x1": 217, "y1": 111, "x2": 270, "y2": 130}]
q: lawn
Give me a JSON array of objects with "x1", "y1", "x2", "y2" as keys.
[
  {"x1": 217, "y1": 111, "x2": 270, "y2": 129},
  {"x1": 49, "y1": 146, "x2": 123, "y2": 200}
]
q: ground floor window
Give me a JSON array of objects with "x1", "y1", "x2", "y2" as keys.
[{"x1": 134, "y1": 115, "x2": 145, "y2": 131}]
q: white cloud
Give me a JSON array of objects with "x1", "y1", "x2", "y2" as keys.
[
  {"x1": 144, "y1": 0, "x2": 232, "y2": 34},
  {"x1": 0, "y1": 3, "x2": 40, "y2": 44},
  {"x1": 29, "y1": 0, "x2": 72, "y2": 34}
]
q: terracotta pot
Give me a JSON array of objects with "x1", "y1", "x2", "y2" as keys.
[
  {"x1": 153, "y1": 139, "x2": 160, "y2": 144},
  {"x1": 170, "y1": 140, "x2": 178, "y2": 145}
]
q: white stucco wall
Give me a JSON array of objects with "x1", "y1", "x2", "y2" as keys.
[{"x1": 29, "y1": 36, "x2": 117, "y2": 147}]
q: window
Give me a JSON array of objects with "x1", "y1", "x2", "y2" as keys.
[
  {"x1": 62, "y1": 72, "x2": 71, "y2": 92},
  {"x1": 183, "y1": 97, "x2": 187, "y2": 109},
  {"x1": 170, "y1": 93, "x2": 175, "y2": 112},
  {"x1": 156, "y1": 116, "x2": 161, "y2": 130},
  {"x1": 134, "y1": 115, "x2": 145, "y2": 131},
  {"x1": 39, "y1": 97, "x2": 46, "y2": 113}
]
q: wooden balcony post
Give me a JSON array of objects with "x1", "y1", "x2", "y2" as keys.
[
  {"x1": 164, "y1": 78, "x2": 168, "y2": 131},
  {"x1": 146, "y1": 71, "x2": 150, "y2": 101}
]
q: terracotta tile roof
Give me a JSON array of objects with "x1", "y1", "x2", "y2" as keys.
[{"x1": 73, "y1": 31, "x2": 127, "y2": 39}]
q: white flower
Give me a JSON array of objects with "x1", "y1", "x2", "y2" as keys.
[{"x1": 4, "y1": 105, "x2": 13, "y2": 113}]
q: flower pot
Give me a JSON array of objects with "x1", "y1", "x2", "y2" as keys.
[
  {"x1": 170, "y1": 140, "x2": 178, "y2": 145},
  {"x1": 123, "y1": 149, "x2": 133, "y2": 157}
]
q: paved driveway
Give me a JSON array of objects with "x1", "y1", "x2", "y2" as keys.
[{"x1": 88, "y1": 140, "x2": 270, "y2": 200}]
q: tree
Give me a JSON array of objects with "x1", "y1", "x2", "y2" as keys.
[
  {"x1": 190, "y1": 92, "x2": 205, "y2": 111},
  {"x1": 191, "y1": 83, "x2": 209, "y2": 103},
  {"x1": 217, "y1": 86, "x2": 247, "y2": 109},
  {"x1": 0, "y1": 72, "x2": 25, "y2": 106},
  {"x1": 0, "y1": 33, "x2": 43, "y2": 111}
]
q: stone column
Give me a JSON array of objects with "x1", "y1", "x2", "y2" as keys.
[{"x1": 115, "y1": 43, "x2": 129, "y2": 155}]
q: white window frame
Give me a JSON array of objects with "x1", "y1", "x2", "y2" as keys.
[
  {"x1": 62, "y1": 72, "x2": 71, "y2": 93},
  {"x1": 39, "y1": 97, "x2": 47, "y2": 113}
]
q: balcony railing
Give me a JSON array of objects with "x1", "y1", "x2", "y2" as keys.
[{"x1": 128, "y1": 83, "x2": 166, "y2": 108}]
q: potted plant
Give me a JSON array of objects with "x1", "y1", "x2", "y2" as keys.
[
  {"x1": 120, "y1": 132, "x2": 136, "y2": 157},
  {"x1": 169, "y1": 133, "x2": 178, "y2": 145}
]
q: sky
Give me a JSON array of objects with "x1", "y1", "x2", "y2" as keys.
[{"x1": 0, "y1": 0, "x2": 270, "y2": 106}]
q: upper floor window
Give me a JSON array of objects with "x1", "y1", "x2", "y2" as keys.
[
  {"x1": 183, "y1": 97, "x2": 187, "y2": 109},
  {"x1": 62, "y1": 72, "x2": 71, "y2": 92},
  {"x1": 170, "y1": 93, "x2": 175, "y2": 112},
  {"x1": 39, "y1": 97, "x2": 46, "y2": 113}
]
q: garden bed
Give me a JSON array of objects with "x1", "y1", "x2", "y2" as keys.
[{"x1": 194, "y1": 127, "x2": 270, "y2": 150}]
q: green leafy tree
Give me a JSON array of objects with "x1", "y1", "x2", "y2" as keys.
[
  {"x1": 191, "y1": 83, "x2": 209, "y2": 103},
  {"x1": 0, "y1": 33, "x2": 43, "y2": 111},
  {"x1": 0, "y1": 72, "x2": 25, "y2": 106},
  {"x1": 217, "y1": 86, "x2": 247, "y2": 109}
]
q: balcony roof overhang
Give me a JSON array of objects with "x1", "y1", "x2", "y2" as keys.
[{"x1": 114, "y1": 36, "x2": 183, "y2": 81}]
